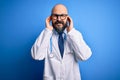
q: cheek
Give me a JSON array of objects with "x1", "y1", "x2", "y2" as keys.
[
  {"x1": 63, "y1": 20, "x2": 67, "y2": 25},
  {"x1": 64, "y1": 19, "x2": 67, "y2": 23},
  {"x1": 52, "y1": 19, "x2": 56, "y2": 23}
]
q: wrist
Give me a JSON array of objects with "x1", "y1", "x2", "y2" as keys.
[{"x1": 67, "y1": 26, "x2": 73, "y2": 32}]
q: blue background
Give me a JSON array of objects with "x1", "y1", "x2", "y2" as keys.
[{"x1": 0, "y1": 0, "x2": 120, "y2": 80}]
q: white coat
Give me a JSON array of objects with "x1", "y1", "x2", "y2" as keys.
[{"x1": 31, "y1": 28, "x2": 92, "y2": 80}]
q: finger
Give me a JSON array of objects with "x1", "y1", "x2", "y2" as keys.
[
  {"x1": 67, "y1": 16, "x2": 70, "y2": 22},
  {"x1": 68, "y1": 16, "x2": 73, "y2": 22},
  {"x1": 46, "y1": 16, "x2": 51, "y2": 23}
]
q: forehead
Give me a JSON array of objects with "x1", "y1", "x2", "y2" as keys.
[{"x1": 52, "y1": 5, "x2": 68, "y2": 14}]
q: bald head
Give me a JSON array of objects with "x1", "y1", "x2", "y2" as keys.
[{"x1": 52, "y1": 4, "x2": 68, "y2": 14}]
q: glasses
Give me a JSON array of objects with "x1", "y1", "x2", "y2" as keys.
[{"x1": 51, "y1": 14, "x2": 68, "y2": 20}]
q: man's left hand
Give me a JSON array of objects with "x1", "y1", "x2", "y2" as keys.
[{"x1": 67, "y1": 16, "x2": 73, "y2": 32}]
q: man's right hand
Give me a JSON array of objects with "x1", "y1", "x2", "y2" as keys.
[{"x1": 46, "y1": 16, "x2": 53, "y2": 31}]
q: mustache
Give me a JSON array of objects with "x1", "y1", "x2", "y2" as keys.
[{"x1": 55, "y1": 21, "x2": 64, "y2": 25}]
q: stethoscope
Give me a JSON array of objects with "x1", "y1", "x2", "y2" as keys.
[{"x1": 50, "y1": 36, "x2": 53, "y2": 53}]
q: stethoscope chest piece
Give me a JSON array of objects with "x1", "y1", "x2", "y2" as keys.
[{"x1": 49, "y1": 53, "x2": 54, "y2": 58}]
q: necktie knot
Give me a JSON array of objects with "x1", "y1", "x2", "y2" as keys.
[{"x1": 59, "y1": 32, "x2": 63, "y2": 36}]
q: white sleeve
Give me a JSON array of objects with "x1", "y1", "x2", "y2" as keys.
[
  {"x1": 31, "y1": 28, "x2": 52, "y2": 60},
  {"x1": 67, "y1": 28, "x2": 92, "y2": 61}
]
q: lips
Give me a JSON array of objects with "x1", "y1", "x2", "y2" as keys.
[
  {"x1": 54, "y1": 21, "x2": 64, "y2": 27},
  {"x1": 56, "y1": 23, "x2": 63, "y2": 26},
  {"x1": 57, "y1": 23, "x2": 62, "y2": 25}
]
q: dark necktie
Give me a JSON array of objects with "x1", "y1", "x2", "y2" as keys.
[{"x1": 58, "y1": 33, "x2": 64, "y2": 58}]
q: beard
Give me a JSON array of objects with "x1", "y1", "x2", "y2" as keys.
[{"x1": 52, "y1": 20, "x2": 67, "y2": 34}]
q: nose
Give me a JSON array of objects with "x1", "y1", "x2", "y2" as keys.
[{"x1": 57, "y1": 16, "x2": 61, "y2": 21}]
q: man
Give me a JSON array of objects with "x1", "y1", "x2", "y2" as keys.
[{"x1": 31, "y1": 4, "x2": 92, "y2": 80}]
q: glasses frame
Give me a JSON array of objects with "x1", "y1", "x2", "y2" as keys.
[{"x1": 51, "y1": 14, "x2": 68, "y2": 20}]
